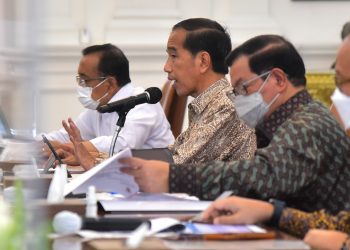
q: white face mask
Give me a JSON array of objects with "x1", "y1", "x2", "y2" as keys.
[
  {"x1": 230, "y1": 72, "x2": 280, "y2": 128},
  {"x1": 331, "y1": 87, "x2": 350, "y2": 130},
  {"x1": 77, "y1": 78, "x2": 109, "y2": 110}
]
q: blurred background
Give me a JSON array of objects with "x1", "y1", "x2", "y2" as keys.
[{"x1": 0, "y1": 0, "x2": 349, "y2": 134}]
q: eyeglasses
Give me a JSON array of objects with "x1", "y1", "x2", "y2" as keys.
[
  {"x1": 76, "y1": 75, "x2": 107, "y2": 87},
  {"x1": 233, "y1": 71, "x2": 271, "y2": 96}
]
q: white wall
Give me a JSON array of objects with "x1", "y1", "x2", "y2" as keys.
[
  {"x1": 269, "y1": 0, "x2": 350, "y2": 71},
  {"x1": 0, "y1": 0, "x2": 349, "y2": 133}
]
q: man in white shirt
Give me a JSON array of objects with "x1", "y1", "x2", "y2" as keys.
[
  {"x1": 330, "y1": 35, "x2": 350, "y2": 136},
  {"x1": 44, "y1": 44, "x2": 174, "y2": 162}
]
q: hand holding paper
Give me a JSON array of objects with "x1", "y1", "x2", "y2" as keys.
[
  {"x1": 120, "y1": 157, "x2": 170, "y2": 193},
  {"x1": 64, "y1": 148, "x2": 139, "y2": 196}
]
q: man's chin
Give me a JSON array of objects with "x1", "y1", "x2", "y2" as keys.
[{"x1": 172, "y1": 82, "x2": 181, "y2": 94}]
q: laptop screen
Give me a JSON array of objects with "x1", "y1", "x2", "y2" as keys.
[{"x1": 0, "y1": 108, "x2": 12, "y2": 138}]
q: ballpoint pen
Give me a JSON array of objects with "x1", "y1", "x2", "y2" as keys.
[{"x1": 190, "y1": 190, "x2": 233, "y2": 222}]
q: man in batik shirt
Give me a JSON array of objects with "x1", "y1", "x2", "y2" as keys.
[
  {"x1": 164, "y1": 18, "x2": 256, "y2": 164},
  {"x1": 200, "y1": 34, "x2": 350, "y2": 250},
  {"x1": 121, "y1": 35, "x2": 350, "y2": 214},
  {"x1": 201, "y1": 195, "x2": 350, "y2": 250}
]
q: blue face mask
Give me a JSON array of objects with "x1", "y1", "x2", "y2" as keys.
[{"x1": 228, "y1": 72, "x2": 280, "y2": 128}]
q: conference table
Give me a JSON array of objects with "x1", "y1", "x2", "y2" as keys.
[
  {"x1": 51, "y1": 220, "x2": 309, "y2": 250},
  {"x1": 0, "y1": 161, "x2": 309, "y2": 250},
  {"x1": 44, "y1": 201, "x2": 309, "y2": 250}
]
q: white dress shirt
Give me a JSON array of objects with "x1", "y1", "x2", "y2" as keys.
[{"x1": 45, "y1": 83, "x2": 174, "y2": 153}]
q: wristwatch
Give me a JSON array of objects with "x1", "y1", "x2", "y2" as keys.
[{"x1": 266, "y1": 199, "x2": 286, "y2": 227}]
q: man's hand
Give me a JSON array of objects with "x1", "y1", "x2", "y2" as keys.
[
  {"x1": 304, "y1": 229, "x2": 348, "y2": 250},
  {"x1": 62, "y1": 118, "x2": 96, "y2": 170},
  {"x1": 56, "y1": 147, "x2": 79, "y2": 166},
  {"x1": 201, "y1": 196, "x2": 274, "y2": 225},
  {"x1": 120, "y1": 157, "x2": 170, "y2": 193},
  {"x1": 62, "y1": 118, "x2": 83, "y2": 142},
  {"x1": 39, "y1": 140, "x2": 64, "y2": 157}
]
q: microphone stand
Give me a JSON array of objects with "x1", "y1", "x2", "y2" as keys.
[{"x1": 109, "y1": 110, "x2": 128, "y2": 157}]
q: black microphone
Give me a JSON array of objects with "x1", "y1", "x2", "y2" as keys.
[{"x1": 97, "y1": 87, "x2": 162, "y2": 113}]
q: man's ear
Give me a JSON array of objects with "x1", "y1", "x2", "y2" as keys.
[
  {"x1": 197, "y1": 51, "x2": 211, "y2": 74},
  {"x1": 107, "y1": 76, "x2": 120, "y2": 93},
  {"x1": 272, "y1": 68, "x2": 288, "y2": 93}
]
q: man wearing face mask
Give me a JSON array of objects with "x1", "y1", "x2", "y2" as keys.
[
  {"x1": 120, "y1": 35, "x2": 350, "y2": 214},
  {"x1": 43, "y1": 44, "x2": 174, "y2": 158},
  {"x1": 331, "y1": 36, "x2": 350, "y2": 137}
]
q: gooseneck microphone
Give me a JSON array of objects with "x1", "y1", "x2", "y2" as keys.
[
  {"x1": 97, "y1": 87, "x2": 162, "y2": 113},
  {"x1": 98, "y1": 87, "x2": 163, "y2": 157}
]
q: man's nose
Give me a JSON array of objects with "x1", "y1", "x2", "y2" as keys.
[{"x1": 163, "y1": 59, "x2": 171, "y2": 73}]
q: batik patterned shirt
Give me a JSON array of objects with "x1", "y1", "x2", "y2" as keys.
[
  {"x1": 278, "y1": 208, "x2": 350, "y2": 238},
  {"x1": 169, "y1": 90, "x2": 350, "y2": 214},
  {"x1": 255, "y1": 90, "x2": 313, "y2": 148},
  {"x1": 169, "y1": 78, "x2": 256, "y2": 164}
]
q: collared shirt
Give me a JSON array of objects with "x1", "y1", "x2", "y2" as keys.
[
  {"x1": 277, "y1": 208, "x2": 350, "y2": 238},
  {"x1": 169, "y1": 90, "x2": 350, "y2": 214},
  {"x1": 256, "y1": 90, "x2": 313, "y2": 148},
  {"x1": 46, "y1": 83, "x2": 174, "y2": 152},
  {"x1": 169, "y1": 78, "x2": 256, "y2": 164}
]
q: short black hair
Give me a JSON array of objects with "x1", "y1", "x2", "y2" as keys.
[
  {"x1": 82, "y1": 43, "x2": 131, "y2": 87},
  {"x1": 341, "y1": 21, "x2": 350, "y2": 40},
  {"x1": 172, "y1": 18, "x2": 232, "y2": 74},
  {"x1": 226, "y1": 35, "x2": 306, "y2": 87}
]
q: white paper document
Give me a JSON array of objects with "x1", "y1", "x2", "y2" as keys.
[
  {"x1": 97, "y1": 192, "x2": 199, "y2": 201},
  {"x1": 99, "y1": 199, "x2": 211, "y2": 213},
  {"x1": 64, "y1": 148, "x2": 139, "y2": 196}
]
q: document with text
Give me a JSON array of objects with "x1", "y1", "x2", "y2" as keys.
[{"x1": 64, "y1": 148, "x2": 139, "y2": 196}]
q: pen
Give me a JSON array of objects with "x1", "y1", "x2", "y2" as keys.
[{"x1": 190, "y1": 190, "x2": 233, "y2": 222}]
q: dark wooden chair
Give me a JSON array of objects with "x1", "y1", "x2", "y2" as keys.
[{"x1": 160, "y1": 81, "x2": 187, "y2": 138}]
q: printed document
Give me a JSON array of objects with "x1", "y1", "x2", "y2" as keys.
[{"x1": 64, "y1": 148, "x2": 138, "y2": 196}]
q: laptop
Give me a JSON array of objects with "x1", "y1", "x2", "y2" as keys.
[
  {"x1": 0, "y1": 108, "x2": 13, "y2": 139},
  {"x1": 0, "y1": 108, "x2": 35, "y2": 141},
  {"x1": 131, "y1": 148, "x2": 174, "y2": 163}
]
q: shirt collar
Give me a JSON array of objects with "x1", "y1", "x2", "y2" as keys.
[
  {"x1": 189, "y1": 78, "x2": 231, "y2": 115},
  {"x1": 108, "y1": 82, "x2": 136, "y2": 103},
  {"x1": 256, "y1": 89, "x2": 313, "y2": 147}
]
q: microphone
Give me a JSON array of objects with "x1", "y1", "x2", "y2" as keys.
[{"x1": 97, "y1": 87, "x2": 162, "y2": 113}]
